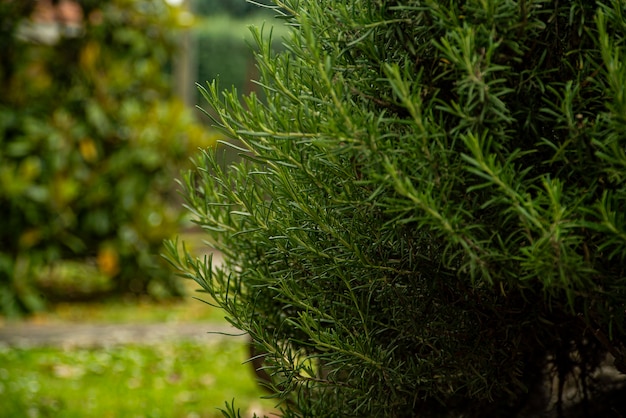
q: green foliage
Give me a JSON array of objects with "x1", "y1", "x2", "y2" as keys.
[
  {"x1": 169, "y1": 0, "x2": 626, "y2": 416},
  {"x1": 0, "y1": 0, "x2": 216, "y2": 315},
  {"x1": 193, "y1": 0, "x2": 274, "y2": 17},
  {"x1": 195, "y1": 13, "x2": 288, "y2": 104}
]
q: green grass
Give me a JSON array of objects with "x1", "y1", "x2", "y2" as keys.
[
  {"x1": 0, "y1": 232, "x2": 277, "y2": 416},
  {"x1": 0, "y1": 233, "x2": 276, "y2": 417},
  {"x1": 0, "y1": 339, "x2": 276, "y2": 418},
  {"x1": 0, "y1": 285, "x2": 277, "y2": 416}
]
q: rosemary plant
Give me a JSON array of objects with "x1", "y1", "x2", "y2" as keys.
[{"x1": 167, "y1": 0, "x2": 626, "y2": 416}]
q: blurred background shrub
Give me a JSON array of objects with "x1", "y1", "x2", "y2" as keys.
[
  {"x1": 193, "y1": 0, "x2": 286, "y2": 105},
  {"x1": 0, "y1": 0, "x2": 216, "y2": 316},
  {"x1": 194, "y1": 0, "x2": 273, "y2": 17}
]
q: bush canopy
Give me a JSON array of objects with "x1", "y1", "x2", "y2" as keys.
[
  {"x1": 0, "y1": 0, "x2": 213, "y2": 315},
  {"x1": 169, "y1": 0, "x2": 626, "y2": 416}
]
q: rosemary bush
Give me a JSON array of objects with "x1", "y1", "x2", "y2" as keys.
[{"x1": 168, "y1": 0, "x2": 626, "y2": 416}]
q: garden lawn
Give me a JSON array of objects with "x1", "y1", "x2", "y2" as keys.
[
  {"x1": 0, "y1": 339, "x2": 275, "y2": 418},
  {"x1": 0, "y1": 261, "x2": 276, "y2": 418}
]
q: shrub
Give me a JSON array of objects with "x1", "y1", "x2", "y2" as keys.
[
  {"x1": 0, "y1": 0, "x2": 214, "y2": 315},
  {"x1": 169, "y1": 0, "x2": 626, "y2": 416},
  {"x1": 193, "y1": 0, "x2": 274, "y2": 18},
  {"x1": 195, "y1": 13, "x2": 287, "y2": 105}
]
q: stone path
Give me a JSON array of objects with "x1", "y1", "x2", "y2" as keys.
[{"x1": 0, "y1": 322, "x2": 244, "y2": 348}]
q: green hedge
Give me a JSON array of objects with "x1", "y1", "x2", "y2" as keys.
[
  {"x1": 195, "y1": 13, "x2": 287, "y2": 104},
  {"x1": 193, "y1": 0, "x2": 273, "y2": 17},
  {"x1": 0, "y1": 0, "x2": 215, "y2": 315}
]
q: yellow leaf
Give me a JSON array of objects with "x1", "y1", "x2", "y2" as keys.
[
  {"x1": 97, "y1": 246, "x2": 120, "y2": 277},
  {"x1": 79, "y1": 138, "x2": 98, "y2": 162},
  {"x1": 80, "y1": 41, "x2": 100, "y2": 71}
]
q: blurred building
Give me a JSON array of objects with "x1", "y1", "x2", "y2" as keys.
[{"x1": 16, "y1": 0, "x2": 84, "y2": 44}]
